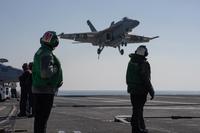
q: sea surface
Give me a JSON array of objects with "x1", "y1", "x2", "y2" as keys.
[{"x1": 57, "y1": 90, "x2": 200, "y2": 96}]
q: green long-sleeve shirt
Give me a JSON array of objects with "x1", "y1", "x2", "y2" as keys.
[{"x1": 32, "y1": 44, "x2": 63, "y2": 94}]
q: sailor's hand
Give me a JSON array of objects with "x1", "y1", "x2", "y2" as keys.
[
  {"x1": 57, "y1": 81, "x2": 63, "y2": 88},
  {"x1": 150, "y1": 90, "x2": 155, "y2": 100},
  {"x1": 150, "y1": 95, "x2": 154, "y2": 100}
]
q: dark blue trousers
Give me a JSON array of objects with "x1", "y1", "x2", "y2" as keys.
[
  {"x1": 33, "y1": 94, "x2": 54, "y2": 133},
  {"x1": 130, "y1": 93, "x2": 147, "y2": 133}
]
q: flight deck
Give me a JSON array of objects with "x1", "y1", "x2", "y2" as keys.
[{"x1": 1, "y1": 95, "x2": 200, "y2": 133}]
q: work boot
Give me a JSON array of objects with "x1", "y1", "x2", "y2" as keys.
[
  {"x1": 27, "y1": 114, "x2": 34, "y2": 118},
  {"x1": 140, "y1": 129, "x2": 148, "y2": 133},
  {"x1": 132, "y1": 126, "x2": 140, "y2": 133},
  {"x1": 17, "y1": 113, "x2": 26, "y2": 117}
]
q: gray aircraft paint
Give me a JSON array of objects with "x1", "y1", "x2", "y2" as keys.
[{"x1": 59, "y1": 17, "x2": 158, "y2": 56}]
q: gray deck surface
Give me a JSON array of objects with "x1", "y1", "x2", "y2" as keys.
[{"x1": 1, "y1": 95, "x2": 200, "y2": 133}]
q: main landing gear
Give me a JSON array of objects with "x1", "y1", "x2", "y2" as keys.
[{"x1": 118, "y1": 46, "x2": 124, "y2": 55}]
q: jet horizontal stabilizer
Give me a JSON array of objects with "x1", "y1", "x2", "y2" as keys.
[{"x1": 150, "y1": 36, "x2": 159, "y2": 40}]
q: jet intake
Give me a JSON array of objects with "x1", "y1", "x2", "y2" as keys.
[
  {"x1": 126, "y1": 28, "x2": 132, "y2": 32},
  {"x1": 106, "y1": 33, "x2": 112, "y2": 41}
]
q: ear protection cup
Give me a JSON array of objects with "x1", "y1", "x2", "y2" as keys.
[
  {"x1": 52, "y1": 36, "x2": 59, "y2": 48},
  {"x1": 144, "y1": 46, "x2": 148, "y2": 57}
]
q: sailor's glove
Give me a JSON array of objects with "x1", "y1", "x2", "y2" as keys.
[
  {"x1": 57, "y1": 81, "x2": 63, "y2": 88},
  {"x1": 149, "y1": 89, "x2": 155, "y2": 100}
]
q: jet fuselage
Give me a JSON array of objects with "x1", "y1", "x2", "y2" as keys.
[
  {"x1": 59, "y1": 17, "x2": 158, "y2": 56},
  {"x1": 93, "y1": 18, "x2": 139, "y2": 47}
]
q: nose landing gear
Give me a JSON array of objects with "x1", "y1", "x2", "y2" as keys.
[{"x1": 97, "y1": 46, "x2": 104, "y2": 59}]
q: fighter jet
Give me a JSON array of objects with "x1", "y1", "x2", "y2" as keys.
[
  {"x1": 0, "y1": 58, "x2": 23, "y2": 83},
  {"x1": 59, "y1": 17, "x2": 158, "y2": 56}
]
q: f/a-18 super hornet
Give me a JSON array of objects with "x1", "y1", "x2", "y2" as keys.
[
  {"x1": 59, "y1": 17, "x2": 158, "y2": 56},
  {"x1": 0, "y1": 58, "x2": 23, "y2": 83}
]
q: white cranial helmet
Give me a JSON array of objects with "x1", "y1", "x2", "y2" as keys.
[{"x1": 135, "y1": 45, "x2": 148, "y2": 57}]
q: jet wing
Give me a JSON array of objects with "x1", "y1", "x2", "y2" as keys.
[
  {"x1": 58, "y1": 32, "x2": 97, "y2": 43},
  {"x1": 126, "y1": 34, "x2": 159, "y2": 43}
]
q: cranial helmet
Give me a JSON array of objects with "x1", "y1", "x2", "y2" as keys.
[
  {"x1": 135, "y1": 45, "x2": 148, "y2": 57},
  {"x1": 29, "y1": 62, "x2": 33, "y2": 70},
  {"x1": 40, "y1": 31, "x2": 59, "y2": 49}
]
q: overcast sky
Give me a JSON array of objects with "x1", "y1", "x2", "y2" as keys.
[{"x1": 0, "y1": 0, "x2": 200, "y2": 91}]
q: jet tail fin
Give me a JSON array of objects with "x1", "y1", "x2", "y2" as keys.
[
  {"x1": 87, "y1": 20, "x2": 97, "y2": 32},
  {"x1": 110, "y1": 21, "x2": 115, "y2": 27}
]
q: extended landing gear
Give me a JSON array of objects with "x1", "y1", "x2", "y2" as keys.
[
  {"x1": 118, "y1": 39, "x2": 127, "y2": 55},
  {"x1": 97, "y1": 48, "x2": 101, "y2": 55},
  {"x1": 118, "y1": 46, "x2": 124, "y2": 55},
  {"x1": 97, "y1": 46, "x2": 104, "y2": 59},
  {"x1": 120, "y1": 49, "x2": 124, "y2": 55},
  {"x1": 121, "y1": 41, "x2": 127, "y2": 47}
]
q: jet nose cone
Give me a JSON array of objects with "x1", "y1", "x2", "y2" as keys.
[
  {"x1": 134, "y1": 20, "x2": 140, "y2": 26},
  {"x1": 130, "y1": 20, "x2": 140, "y2": 28}
]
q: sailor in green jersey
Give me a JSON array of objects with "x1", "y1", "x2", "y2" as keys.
[{"x1": 32, "y1": 31, "x2": 63, "y2": 133}]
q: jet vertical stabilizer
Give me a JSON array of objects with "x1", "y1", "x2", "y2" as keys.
[{"x1": 87, "y1": 20, "x2": 97, "y2": 32}]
